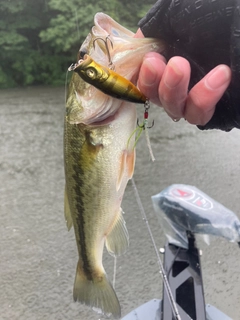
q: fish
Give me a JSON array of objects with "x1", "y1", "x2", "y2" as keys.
[{"x1": 64, "y1": 12, "x2": 164, "y2": 319}]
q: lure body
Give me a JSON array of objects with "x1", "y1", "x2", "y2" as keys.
[{"x1": 69, "y1": 54, "x2": 147, "y2": 104}]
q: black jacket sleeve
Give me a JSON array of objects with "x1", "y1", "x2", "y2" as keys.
[{"x1": 139, "y1": 0, "x2": 240, "y2": 131}]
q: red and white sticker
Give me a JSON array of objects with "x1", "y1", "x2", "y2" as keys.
[{"x1": 170, "y1": 186, "x2": 213, "y2": 210}]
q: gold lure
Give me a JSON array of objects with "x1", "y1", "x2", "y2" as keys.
[{"x1": 68, "y1": 54, "x2": 147, "y2": 104}]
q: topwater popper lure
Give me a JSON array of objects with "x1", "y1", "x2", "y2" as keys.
[{"x1": 68, "y1": 37, "x2": 147, "y2": 104}]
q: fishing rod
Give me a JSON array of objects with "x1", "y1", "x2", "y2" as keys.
[
  {"x1": 131, "y1": 179, "x2": 181, "y2": 320},
  {"x1": 123, "y1": 184, "x2": 239, "y2": 320}
]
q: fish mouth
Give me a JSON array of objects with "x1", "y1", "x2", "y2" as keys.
[{"x1": 68, "y1": 61, "x2": 83, "y2": 72}]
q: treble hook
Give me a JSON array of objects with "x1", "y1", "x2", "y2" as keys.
[
  {"x1": 93, "y1": 35, "x2": 114, "y2": 69},
  {"x1": 137, "y1": 118, "x2": 154, "y2": 129},
  {"x1": 137, "y1": 100, "x2": 154, "y2": 129}
]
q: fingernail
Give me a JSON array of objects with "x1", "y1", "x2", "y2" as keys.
[
  {"x1": 142, "y1": 58, "x2": 158, "y2": 86},
  {"x1": 205, "y1": 65, "x2": 231, "y2": 90},
  {"x1": 164, "y1": 61, "x2": 183, "y2": 89}
]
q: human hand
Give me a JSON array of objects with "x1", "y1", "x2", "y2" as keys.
[
  {"x1": 136, "y1": 0, "x2": 239, "y2": 130},
  {"x1": 135, "y1": 27, "x2": 231, "y2": 126},
  {"x1": 137, "y1": 52, "x2": 231, "y2": 125}
]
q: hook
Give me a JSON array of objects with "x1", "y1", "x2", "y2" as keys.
[
  {"x1": 93, "y1": 35, "x2": 114, "y2": 69},
  {"x1": 137, "y1": 118, "x2": 154, "y2": 130},
  {"x1": 137, "y1": 100, "x2": 154, "y2": 129}
]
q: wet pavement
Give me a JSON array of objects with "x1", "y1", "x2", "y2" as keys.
[{"x1": 0, "y1": 86, "x2": 240, "y2": 319}]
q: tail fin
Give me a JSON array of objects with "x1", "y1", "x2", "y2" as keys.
[{"x1": 73, "y1": 261, "x2": 121, "y2": 319}]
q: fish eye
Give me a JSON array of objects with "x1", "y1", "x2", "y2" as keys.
[
  {"x1": 86, "y1": 67, "x2": 96, "y2": 79},
  {"x1": 78, "y1": 48, "x2": 88, "y2": 59}
]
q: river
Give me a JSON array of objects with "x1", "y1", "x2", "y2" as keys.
[{"x1": 0, "y1": 86, "x2": 240, "y2": 319}]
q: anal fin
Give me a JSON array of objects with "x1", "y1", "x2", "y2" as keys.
[
  {"x1": 64, "y1": 186, "x2": 73, "y2": 231},
  {"x1": 105, "y1": 209, "x2": 129, "y2": 257}
]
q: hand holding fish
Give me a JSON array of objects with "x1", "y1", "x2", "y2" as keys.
[
  {"x1": 138, "y1": 0, "x2": 240, "y2": 131},
  {"x1": 136, "y1": 47, "x2": 231, "y2": 126}
]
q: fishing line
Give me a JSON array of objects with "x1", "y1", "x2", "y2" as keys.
[{"x1": 131, "y1": 178, "x2": 181, "y2": 320}]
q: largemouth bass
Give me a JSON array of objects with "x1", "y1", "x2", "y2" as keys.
[{"x1": 64, "y1": 12, "x2": 164, "y2": 319}]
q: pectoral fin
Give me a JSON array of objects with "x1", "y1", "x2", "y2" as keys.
[
  {"x1": 127, "y1": 149, "x2": 135, "y2": 179},
  {"x1": 105, "y1": 209, "x2": 129, "y2": 257},
  {"x1": 117, "y1": 149, "x2": 135, "y2": 191},
  {"x1": 64, "y1": 186, "x2": 73, "y2": 231}
]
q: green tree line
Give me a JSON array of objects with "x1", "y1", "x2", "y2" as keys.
[{"x1": 0, "y1": 0, "x2": 153, "y2": 88}]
